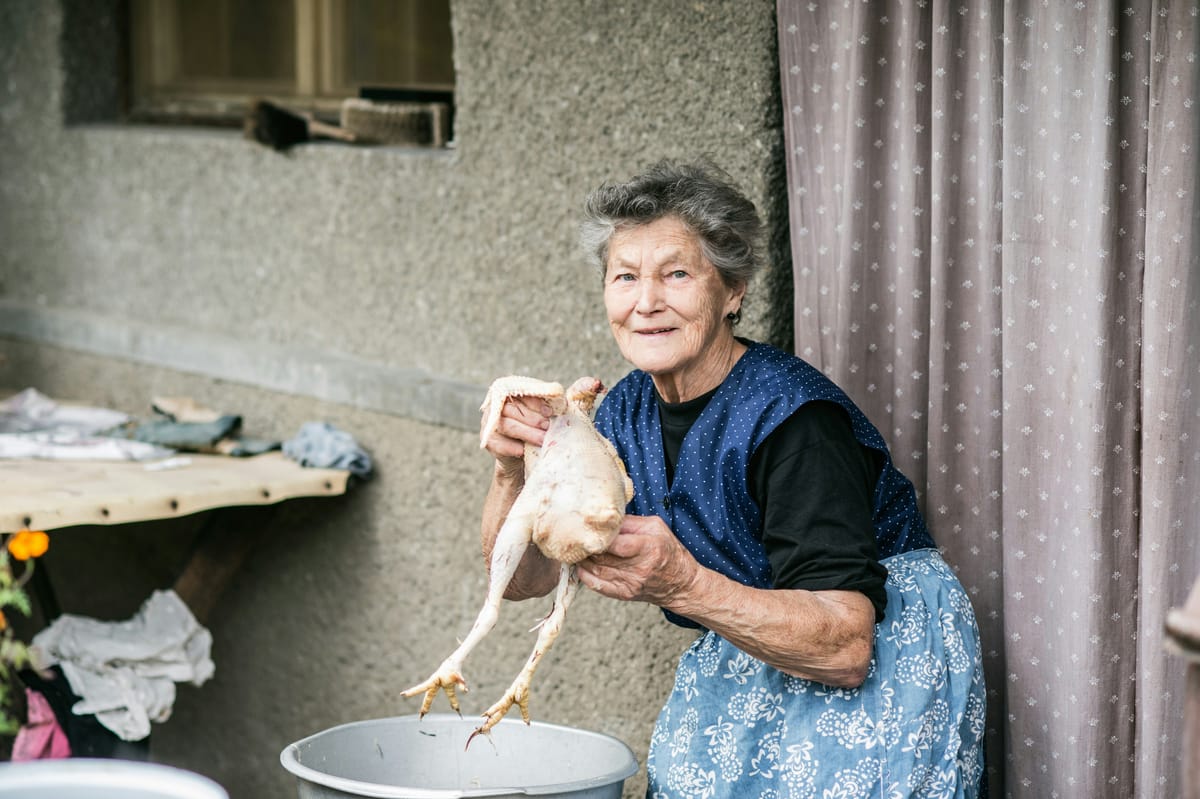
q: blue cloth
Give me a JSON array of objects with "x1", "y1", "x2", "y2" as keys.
[
  {"x1": 594, "y1": 340, "x2": 934, "y2": 627},
  {"x1": 645, "y1": 548, "x2": 986, "y2": 798},
  {"x1": 282, "y1": 422, "x2": 373, "y2": 478}
]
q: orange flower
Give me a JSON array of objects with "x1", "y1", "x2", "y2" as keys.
[
  {"x1": 0, "y1": 609, "x2": 6, "y2": 630},
  {"x1": 7, "y1": 530, "x2": 49, "y2": 561}
]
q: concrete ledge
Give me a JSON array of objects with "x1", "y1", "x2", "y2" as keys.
[{"x1": 0, "y1": 301, "x2": 484, "y2": 432}]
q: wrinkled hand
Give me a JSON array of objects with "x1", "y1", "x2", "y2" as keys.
[
  {"x1": 481, "y1": 395, "x2": 553, "y2": 473},
  {"x1": 576, "y1": 515, "x2": 701, "y2": 607}
]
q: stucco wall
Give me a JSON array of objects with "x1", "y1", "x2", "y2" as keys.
[{"x1": 0, "y1": 2, "x2": 786, "y2": 796}]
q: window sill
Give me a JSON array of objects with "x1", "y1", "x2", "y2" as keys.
[{"x1": 65, "y1": 122, "x2": 457, "y2": 156}]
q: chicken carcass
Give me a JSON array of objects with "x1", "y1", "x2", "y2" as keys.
[{"x1": 401, "y1": 376, "x2": 633, "y2": 740}]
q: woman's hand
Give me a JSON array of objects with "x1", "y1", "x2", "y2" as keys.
[
  {"x1": 576, "y1": 515, "x2": 701, "y2": 606},
  {"x1": 579, "y1": 514, "x2": 875, "y2": 688},
  {"x1": 480, "y1": 395, "x2": 553, "y2": 475}
]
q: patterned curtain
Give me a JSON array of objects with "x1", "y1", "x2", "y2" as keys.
[{"x1": 778, "y1": 1, "x2": 1200, "y2": 796}]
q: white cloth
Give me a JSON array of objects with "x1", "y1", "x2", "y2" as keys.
[
  {"x1": 0, "y1": 388, "x2": 129, "y2": 434},
  {"x1": 0, "y1": 430, "x2": 172, "y2": 461},
  {"x1": 0, "y1": 388, "x2": 171, "y2": 461},
  {"x1": 30, "y1": 590, "x2": 215, "y2": 741}
]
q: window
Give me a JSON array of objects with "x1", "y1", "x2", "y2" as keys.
[{"x1": 129, "y1": 0, "x2": 453, "y2": 126}]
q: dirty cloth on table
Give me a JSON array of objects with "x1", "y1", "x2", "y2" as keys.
[
  {"x1": 115, "y1": 399, "x2": 280, "y2": 456},
  {"x1": 0, "y1": 388, "x2": 280, "y2": 460},
  {"x1": 127, "y1": 415, "x2": 242, "y2": 449},
  {"x1": 283, "y1": 421, "x2": 373, "y2": 478},
  {"x1": 0, "y1": 388, "x2": 129, "y2": 435},
  {"x1": 116, "y1": 416, "x2": 280, "y2": 456},
  {"x1": 0, "y1": 388, "x2": 171, "y2": 461},
  {"x1": 0, "y1": 430, "x2": 173, "y2": 461},
  {"x1": 30, "y1": 589, "x2": 214, "y2": 742}
]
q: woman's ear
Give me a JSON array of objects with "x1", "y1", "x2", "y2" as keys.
[{"x1": 726, "y1": 281, "x2": 747, "y2": 317}]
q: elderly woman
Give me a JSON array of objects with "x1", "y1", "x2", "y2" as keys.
[{"x1": 481, "y1": 160, "x2": 986, "y2": 797}]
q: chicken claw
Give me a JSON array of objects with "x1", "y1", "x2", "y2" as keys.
[
  {"x1": 401, "y1": 666, "x2": 468, "y2": 717},
  {"x1": 467, "y1": 685, "x2": 531, "y2": 748}
]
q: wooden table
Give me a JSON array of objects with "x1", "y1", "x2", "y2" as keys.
[
  {"x1": 0, "y1": 452, "x2": 349, "y2": 533},
  {"x1": 0, "y1": 452, "x2": 352, "y2": 622}
]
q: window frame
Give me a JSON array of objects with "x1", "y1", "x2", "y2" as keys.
[{"x1": 129, "y1": 0, "x2": 454, "y2": 124}]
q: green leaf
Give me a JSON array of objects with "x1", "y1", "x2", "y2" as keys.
[
  {"x1": 0, "y1": 639, "x2": 29, "y2": 670},
  {"x1": 0, "y1": 588, "x2": 31, "y2": 617}
]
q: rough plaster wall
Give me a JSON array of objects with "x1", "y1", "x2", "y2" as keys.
[
  {"x1": 0, "y1": 1, "x2": 782, "y2": 796},
  {"x1": 0, "y1": 340, "x2": 699, "y2": 798},
  {"x1": 1, "y1": 0, "x2": 784, "y2": 388}
]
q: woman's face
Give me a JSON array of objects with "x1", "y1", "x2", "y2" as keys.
[{"x1": 603, "y1": 216, "x2": 745, "y2": 398}]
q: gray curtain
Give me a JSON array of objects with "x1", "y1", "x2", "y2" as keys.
[{"x1": 778, "y1": 1, "x2": 1200, "y2": 795}]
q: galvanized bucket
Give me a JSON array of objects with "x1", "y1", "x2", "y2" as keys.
[{"x1": 280, "y1": 714, "x2": 639, "y2": 799}]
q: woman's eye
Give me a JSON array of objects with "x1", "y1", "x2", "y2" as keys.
[
  {"x1": 612, "y1": 272, "x2": 635, "y2": 283},
  {"x1": 670, "y1": 270, "x2": 688, "y2": 279}
]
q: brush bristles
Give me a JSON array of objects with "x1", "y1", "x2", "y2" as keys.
[{"x1": 339, "y1": 99, "x2": 449, "y2": 147}]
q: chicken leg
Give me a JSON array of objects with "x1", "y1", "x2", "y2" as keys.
[
  {"x1": 399, "y1": 478, "x2": 544, "y2": 718},
  {"x1": 469, "y1": 562, "x2": 581, "y2": 744}
]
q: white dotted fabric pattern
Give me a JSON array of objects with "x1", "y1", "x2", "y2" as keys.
[{"x1": 778, "y1": 2, "x2": 1200, "y2": 796}]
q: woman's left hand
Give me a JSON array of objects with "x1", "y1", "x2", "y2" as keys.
[
  {"x1": 577, "y1": 513, "x2": 875, "y2": 687},
  {"x1": 576, "y1": 514, "x2": 700, "y2": 605}
]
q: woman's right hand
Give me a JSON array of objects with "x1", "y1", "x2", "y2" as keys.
[
  {"x1": 479, "y1": 394, "x2": 558, "y2": 599},
  {"x1": 480, "y1": 395, "x2": 553, "y2": 475}
]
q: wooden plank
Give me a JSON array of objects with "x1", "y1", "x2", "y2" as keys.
[{"x1": 0, "y1": 452, "x2": 349, "y2": 533}]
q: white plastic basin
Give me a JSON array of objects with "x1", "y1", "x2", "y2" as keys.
[
  {"x1": 280, "y1": 714, "x2": 639, "y2": 798},
  {"x1": 0, "y1": 758, "x2": 229, "y2": 799}
]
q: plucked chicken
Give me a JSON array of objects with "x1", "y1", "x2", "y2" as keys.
[{"x1": 401, "y1": 376, "x2": 633, "y2": 740}]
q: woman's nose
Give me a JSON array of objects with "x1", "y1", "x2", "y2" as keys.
[{"x1": 635, "y1": 278, "x2": 663, "y2": 313}]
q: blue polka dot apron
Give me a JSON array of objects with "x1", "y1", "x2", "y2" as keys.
[
  {"x1": 595, "y1": 341, "x2": 985, "y2": 797},
  {"x1": 646, "y1": 549, "x2": 985, "y2": 798}
]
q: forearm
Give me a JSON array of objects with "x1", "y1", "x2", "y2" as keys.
[
  {"x1": 666, "y1": 568, "x2": 875, "y2": 688},
  {"x1": 480, "y1": 463, "x2": 558, "y2": 599}
]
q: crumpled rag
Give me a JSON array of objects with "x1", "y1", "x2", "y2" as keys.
[
  {"x1": 0, "y1": 429, "x2": 173, "y2": 461},
  {"x1": 0, "y1": 388, "x2": 129, "y2": 435},
  {"x1": 283, "y1": 421, "x2": 373, "y2": 478},
  {"x1": 30, "y1": 589, "x2": 214, "y2": 742},
  {"x1": 0, "y1": 388, "x2": 171, "y2": 461}
]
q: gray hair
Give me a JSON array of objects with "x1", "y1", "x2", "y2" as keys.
[{"x1": 579, "y1": 159, "x2": 764, "y2": 289}]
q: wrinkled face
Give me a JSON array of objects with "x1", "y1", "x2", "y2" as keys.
[{"x1": 603, "y1": 216, "x2": 744, "y2": 387}]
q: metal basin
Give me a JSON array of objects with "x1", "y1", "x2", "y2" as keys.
[
  {"x1": 0, "y1": 758, "x2": 228, "y2": 799},
  {"x1": 280, "y1": 714, "x2": 639, "y2": 799}
]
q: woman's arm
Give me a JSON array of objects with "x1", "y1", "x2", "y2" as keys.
[
  {"x1": 577, "y1": 514, "x2": 876, "y2": 688},
  {"x1": 671, "y1": 564, "x2": 875, "y2": 688},
  {"x1": 478, "y1": 395, "x2": 559, "y2": 600}
]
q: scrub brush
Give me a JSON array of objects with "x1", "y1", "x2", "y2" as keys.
[
  {"x1": 339, "y1": 98, "x2": 450, "y2": 147},
  {"x1": 245, "y1": 99, "x2": 356, "y2": 151}
]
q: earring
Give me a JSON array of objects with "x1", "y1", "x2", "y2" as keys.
[{"x1": 726, "y1": 309, "x2": 741, "y2": 324}]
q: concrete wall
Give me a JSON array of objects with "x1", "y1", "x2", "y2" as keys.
[{"x1": 0, "y1": 2, "x2": 788, "y2": 796}]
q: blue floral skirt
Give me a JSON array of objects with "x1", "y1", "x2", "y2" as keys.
[{"x1": 646, "y1": 548, "x2": 986, "y2": 798}]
